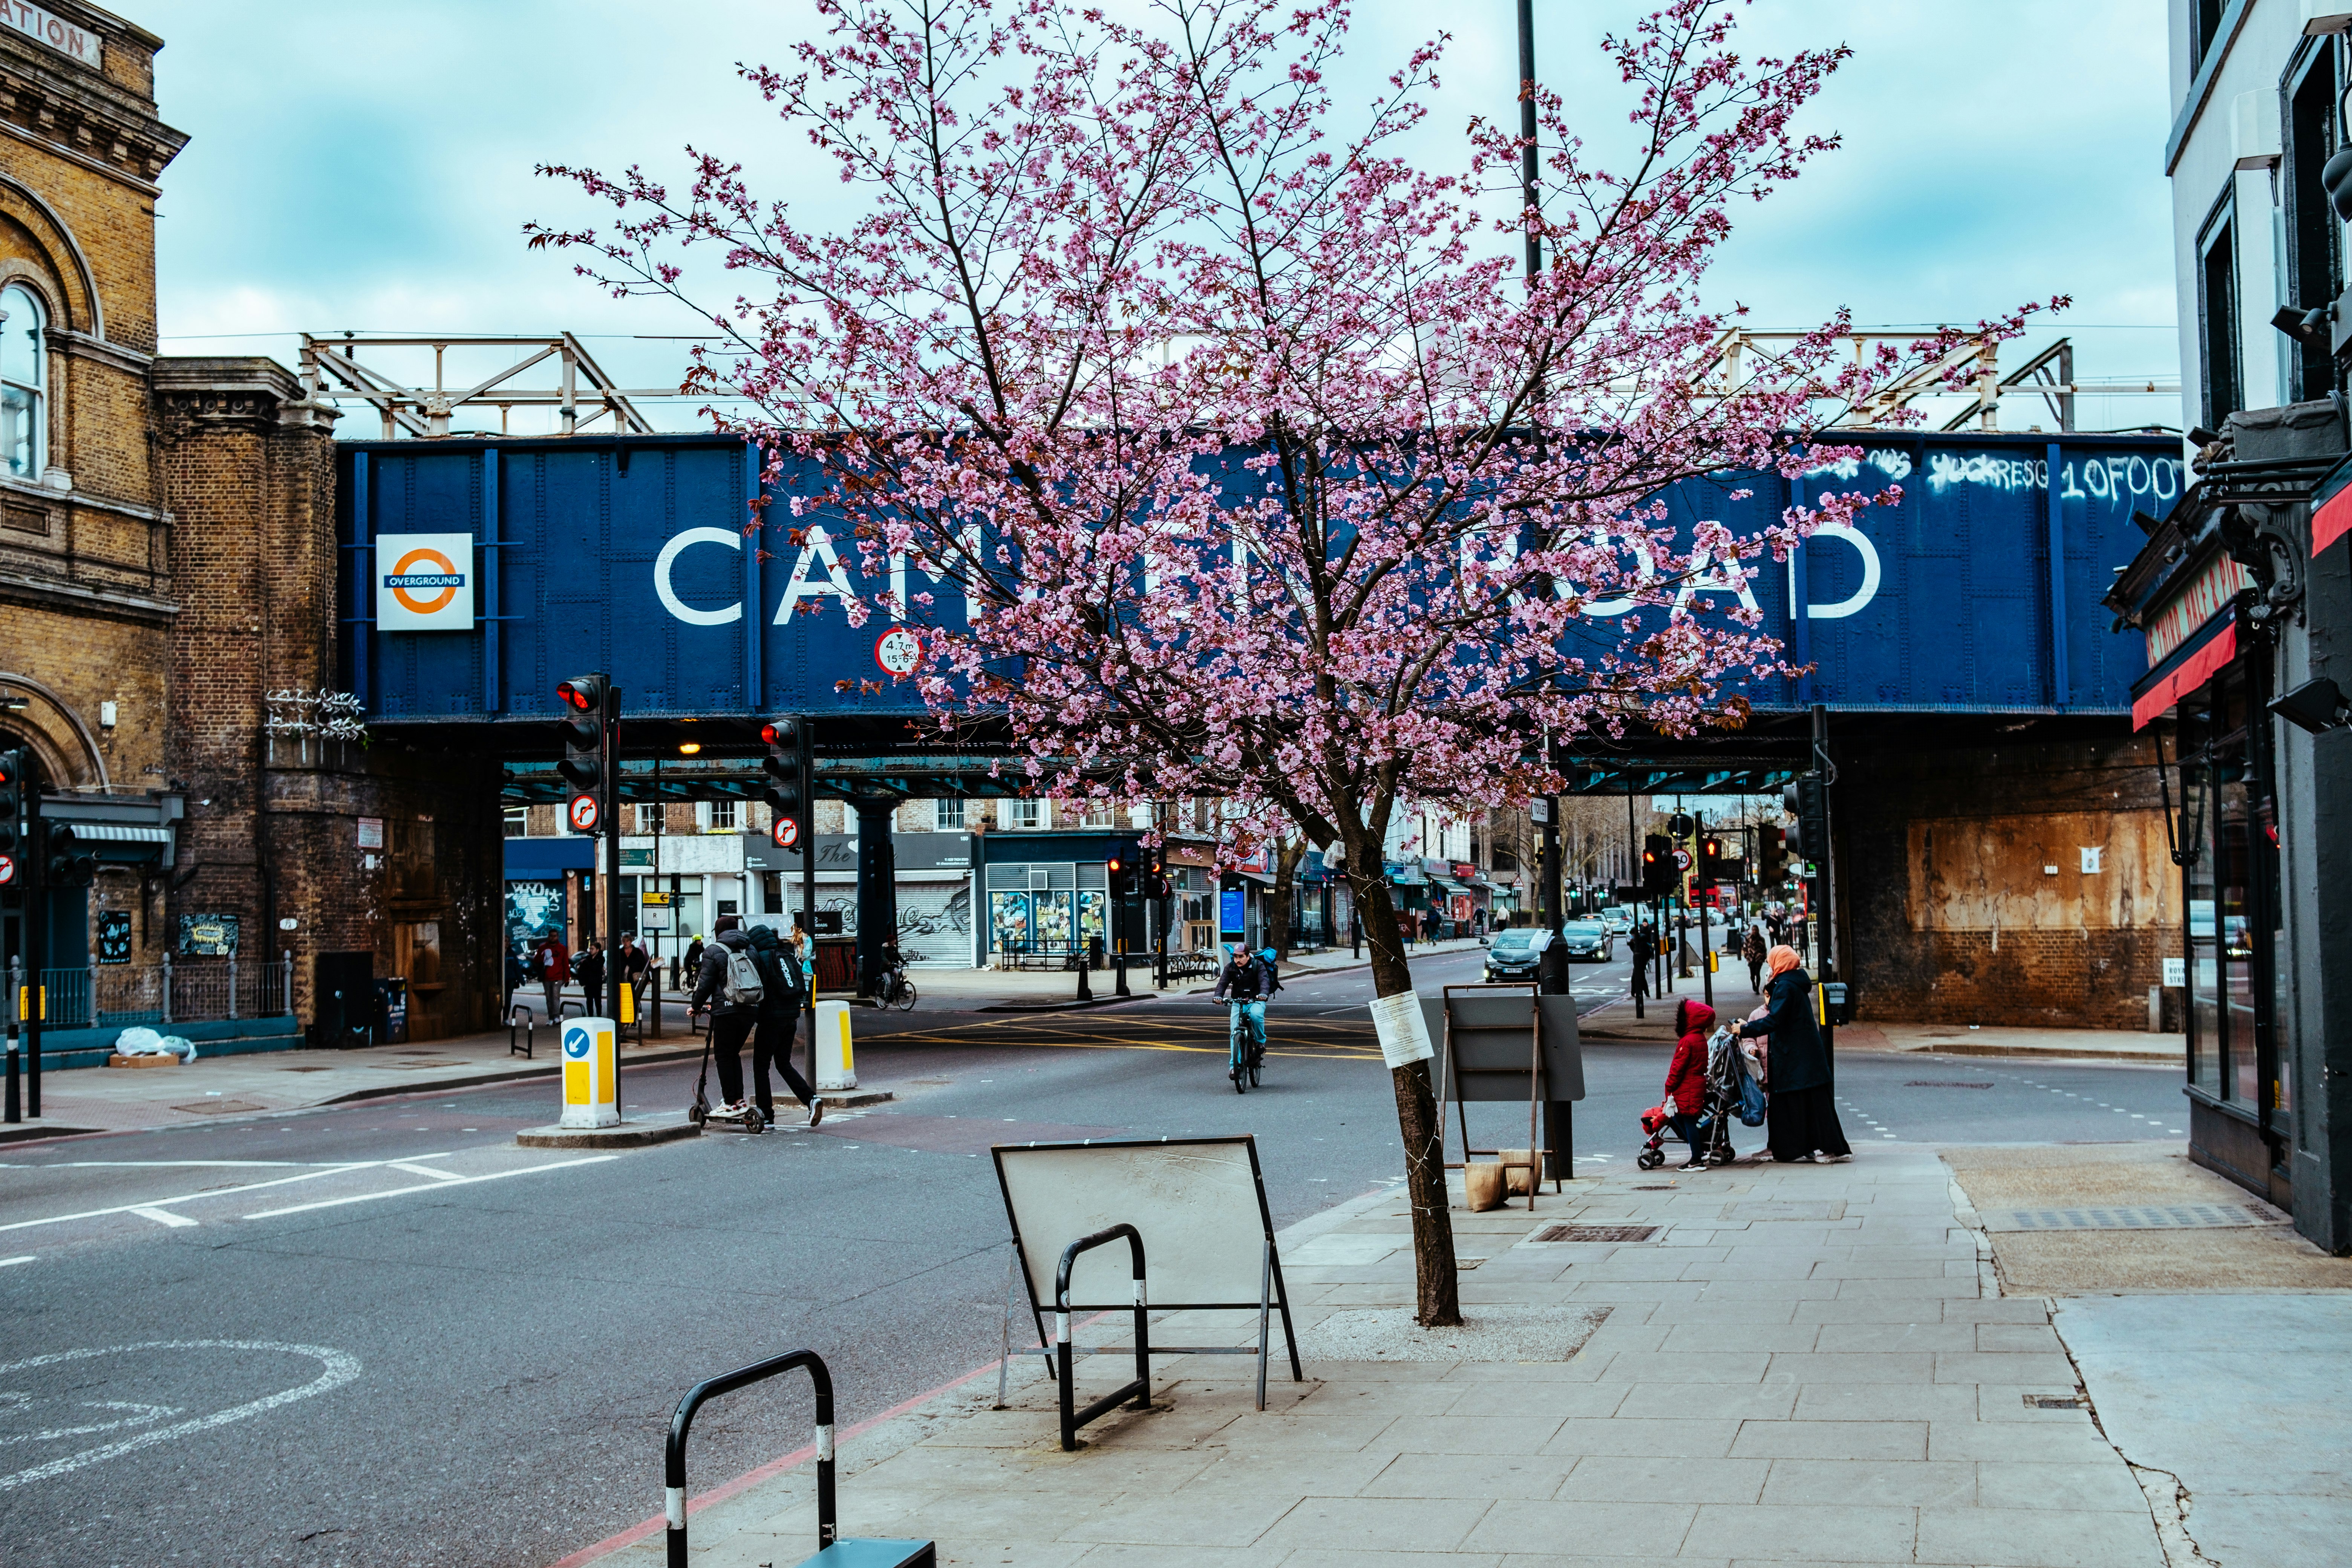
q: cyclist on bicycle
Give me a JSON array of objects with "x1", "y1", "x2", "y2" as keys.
[{"x1": 1213, "y1": 943, "x2": 1281, "y2": 1082}]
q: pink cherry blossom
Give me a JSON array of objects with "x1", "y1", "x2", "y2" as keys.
[{"x1": 529, "y1": 0, "x2": 2054, "y2": 1325}]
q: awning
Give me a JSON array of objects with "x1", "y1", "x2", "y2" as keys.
[
  {"x1": 70, "y1": 824, "x2": 172, "y2": 843},
  {"x1": 2131, "y1": 614, "x2": 2236, "y2": 731},
  {"x1": 2314, "y1": 452, "x2": 2352, "y2": 556}
]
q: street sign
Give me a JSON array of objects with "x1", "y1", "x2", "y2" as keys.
[
  {"x1": 567, "y1": 792, "x2": 600, "y2": 833},
  {"x1": 1529, "y1": 798, "x2": 1550, "y2": 824},
  {"x1": 773, "y1": 815, "x2": 800, "y2": 848},
  {"x1": 0, "y1": 853, "x2": 11, "y2": 885},
  {"x1": 874, "y1": 626, "x2": 921, "y2": 678},
  {"x1": 1668, "y1": 812, "x2": 1696, "y2": 838},
  {"x1": 1672, "y1": 848, "x2": 1693, "y2": 871}
]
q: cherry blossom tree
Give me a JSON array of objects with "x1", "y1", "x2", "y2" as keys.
[{"x1": 531, "y1": 0, "x2": 2046, "y2": 1325}]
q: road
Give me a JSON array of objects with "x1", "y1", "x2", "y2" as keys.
[{"x1": 0, "y1": 943, "x2": 2189, "y2": 1567}]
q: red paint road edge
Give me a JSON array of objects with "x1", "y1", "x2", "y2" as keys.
[{"x1": 547, "y1": 1344, "x2": 1042, "y2": 1568}]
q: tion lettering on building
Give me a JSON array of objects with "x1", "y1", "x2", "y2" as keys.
[{"x1": 0, "y1": 3, "x2": 103, "y2": 68}]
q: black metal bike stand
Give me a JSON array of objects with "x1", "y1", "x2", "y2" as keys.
[
  {"x1": 665, "y1": 1348, "x2": 933, "y2": 1567},
  {"x1": 1056, "y1": 1224, "x2": 1152, "y2": 1451}
]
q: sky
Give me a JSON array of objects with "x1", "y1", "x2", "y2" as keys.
[{"x1": 137, "y1": 0, "x2": 2177, "y2": 436}]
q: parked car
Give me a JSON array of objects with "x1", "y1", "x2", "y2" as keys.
[{"x1": 1483, "y1": 926, "x2": 1551, "y2": 981}]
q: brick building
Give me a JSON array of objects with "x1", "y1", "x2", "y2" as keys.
[{"x1": 2, "y1": 4, "x2": 501, "y2": 1052}]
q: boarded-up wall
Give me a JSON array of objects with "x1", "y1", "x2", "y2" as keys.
[{"x1": 1840, "y1": 727, "x2": 2181, "y2": 1031}]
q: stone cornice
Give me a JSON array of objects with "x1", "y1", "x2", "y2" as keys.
[
  {"x1": 51, "y1": 324, "x2": 146, "y2": 374},
  {"x1": 154, "y1": 355, "x2": 341, "y2": 433},
  {"x1": 0, "y1": 34, "x2": 184, "y2": 188},
  {"x1": 0, "y1": 565, "x2": 175, "y2": 623}
]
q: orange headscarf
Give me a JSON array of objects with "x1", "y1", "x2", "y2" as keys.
[{"x1": 1766, "y1": 944, "x2": 1802, "y2": 977}]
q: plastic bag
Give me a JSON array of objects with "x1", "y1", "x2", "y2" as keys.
[{"x1": 113, "y1": 1027, "x2": 196, "y2": 1063}]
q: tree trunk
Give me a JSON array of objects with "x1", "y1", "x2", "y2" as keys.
[
  {"x1": 1269, "y1": 835, "x2": 1309, "y2": 963},
  {"x1": 1347, "y1": 859, "x2": 1462, "y2": 1327}
]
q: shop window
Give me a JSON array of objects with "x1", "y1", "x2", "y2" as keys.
[
  {"x1": 933, "y1": 798, "x2": 965, "y2": 830},
  {"x1": 2179, "y1": 668, "x2": 2285, "y2": 1123},
  {"x1": 0, "y1": 283, "x2": 46, "y2": 481}
]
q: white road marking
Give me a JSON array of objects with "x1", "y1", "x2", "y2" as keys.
[
  {"x1": 0, "y1": 1340, "x2": 360, "y2": 1490},
  {"x1": 0, "y1": 1257, "x2": 32, "y2": 1268},
  {"x1": 387, "y1": 1162, "x2": 465, "y2": 1182},
  {"x1": 242, "y1": 1156, "x2": 620, "y2": 1220},
  {"x1": 127, "y1": 1208, "x2": 197, "y2": 1229},
  {"x1": 0, "y1": 1161, "x2": 311, "y2": 1170},
  {"x1": 0, "y1": 1400, "x2": 178, "y2": 1447},
  {"x1": 0, "y1": 1156, "x2": 454, "y2": 1236}
]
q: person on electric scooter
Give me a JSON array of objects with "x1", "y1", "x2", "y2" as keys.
[
  {"x1": 691, "y1": 915, "x2": 769, "y2": 1123},
  {"x1": 1213, "y1": 943, "x2": 1280, "y2": 1080},
  {"x1": 745, "y1": 921, "x2": 822, "y2": 1126}
]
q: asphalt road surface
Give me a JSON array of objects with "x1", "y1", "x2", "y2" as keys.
[{"x1": 0, "y1": 944, "x2": 2188, "y2": 1567}]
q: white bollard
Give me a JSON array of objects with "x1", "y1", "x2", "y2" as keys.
[
  {"x1": 559, "y1": 1017, "x2": 620, "y2": 1128},
  {"x1": 813, "y1": 1000, "x2": 856, "y2": 1090}
]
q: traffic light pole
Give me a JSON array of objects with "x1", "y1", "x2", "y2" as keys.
[
  {"x1": 799, "y1": 720, "x2": 817, "y2": 1090},
  {"x1": 23, "y1": 782, "x2": 40, "y2": 1119},
  {"x1": 603, "y1": 687, "x2": 624, "y2": 1118}
]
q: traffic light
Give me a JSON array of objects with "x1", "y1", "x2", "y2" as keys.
[
  {"x1": 1756, "y1": 824, "x2": 1787, "y2": 885},
  {"x1": 0, "y1": 746, "x2": 24, "y2": 859},
  {"x1": 42, "y1": 820, "x2": 92, "y2": 887},
  {"x1": 760, "y1": 716, "x2": 808, "y2": 820},
  {"x1": 1142, "y1": 852, "x2": 1171, "y2": 900},
  {"x1": 1641, "y1": 833, "x2": 1674, "y2": 897},
  {"x1": 555, "y1": 674, "x2": 609, "y2": 794},
  {"x1": 1107, "y1": 841, "x2": 1137, "y2": 898},
  {"x1": 1783, "y1": 777, "x2": 1828, "y2": 868},
  {"x1": 1695, "y1": 835, "x2": 1724, "y2": 886}
]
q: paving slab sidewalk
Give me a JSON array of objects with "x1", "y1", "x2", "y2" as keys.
[{"x1": 587, "y1": 1149, "x2": 2173, "y2": 1568}]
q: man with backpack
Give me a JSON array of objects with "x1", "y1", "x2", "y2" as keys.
[
  {"x1": 691, "y1": 916, "x2": 783, "y2": 1123},
  {"x1": 1213, "y1": 943, "x2": 1281, "y2": 1082},
  {"x1": 745, "y1": 922, "x2": 821, "y2": 1126}
]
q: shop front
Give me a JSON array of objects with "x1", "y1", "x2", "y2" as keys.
[{"x1": 2110, "y1": 404, "x2": 2352, "y2": 1239}]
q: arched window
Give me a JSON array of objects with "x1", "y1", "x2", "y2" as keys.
[{"x1": 1, "y1": 283, "x2": 47, "y2": 480}]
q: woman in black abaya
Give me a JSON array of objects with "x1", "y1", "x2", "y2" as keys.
[{"x1": 1737, "y1": 946, "x2": 1852, "y2": 1163}]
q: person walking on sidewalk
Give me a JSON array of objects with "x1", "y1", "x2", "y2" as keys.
[
  {"x1": 1736, "y1": 946, "x2": 1851, "y2": 1163},
  {"x1": 1742, "y1": 925, "x2": 1767, "y2": 993},
  {"x1": 691, "y1": 916, "x2": 768, "y2": 1121},
  {"x1": 745, "y1": 922, "x2": 822, "y2": 1126},
  {"x1": 532, "y1": 933, "x2": 570, "y2": 1022},
  {"x1": 573, "y1": 939, "x2": 605, "y2": 1017},
  {"x1": 1665, "y1": 998, "x2": 1718, "y2": 1169}
]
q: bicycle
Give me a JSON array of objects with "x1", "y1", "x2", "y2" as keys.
[
  {"x1": 878, "y1": 965, "x2": 917, "y2": 1011},
  {"x1": 1226, "y1": 999, "x2": 1265, "y2": 1092}
]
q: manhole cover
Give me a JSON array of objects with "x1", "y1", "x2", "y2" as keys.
[
  {"x1": 1528, "y1": 1224, "x2": 1658, "y2": 1243},
  {"x1": 1722, "y1": 1201, "x2": 1846, "y2": 1222},
  {"x1": 1986, "y1": 1204, "x2": 2272, "y2": 1231},
  {"x1": 2025, "y1": 1394, "x2": 2087, "y2": 1410},
  {"x1": 1906, "y1": 1080, "x2": 1993, "y2": 1089},
  {"x1": 173, "y1": 1101, "x2": 266, "y2": 1115}
]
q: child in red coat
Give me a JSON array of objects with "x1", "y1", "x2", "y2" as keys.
[{"x1": 1665, "y1": 998, "x2": 1717, "y2": 1170}]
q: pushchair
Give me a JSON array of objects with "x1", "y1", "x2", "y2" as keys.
[{"x1": 1635, "y1": 1028, "x2": 1751, "y2": 1170}]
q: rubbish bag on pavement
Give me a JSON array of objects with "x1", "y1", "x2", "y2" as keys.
[{"x1": 113, "y1": 1027, "x2": 198, "y2": 1063}]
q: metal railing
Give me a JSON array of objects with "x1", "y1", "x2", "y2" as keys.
[{"x1": 6, "y1": 954, "x2": 295, "y2": 1033}]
